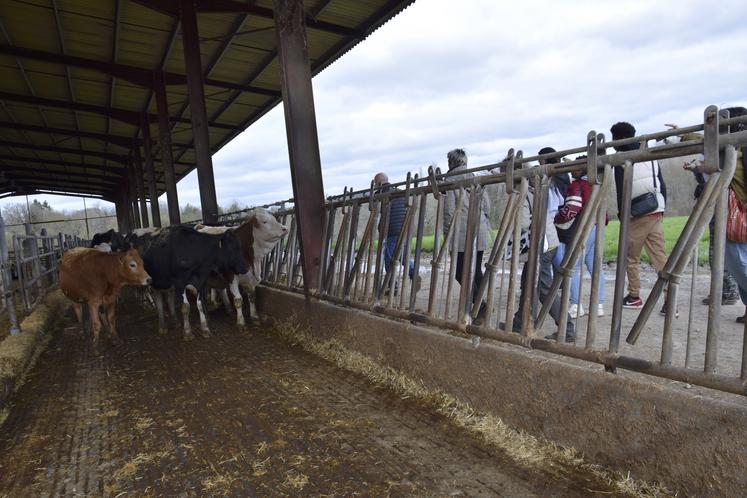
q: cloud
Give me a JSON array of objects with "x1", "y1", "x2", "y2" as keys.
[{"x1": 3, "y1": 0, "x2": 746, "y2": 217}]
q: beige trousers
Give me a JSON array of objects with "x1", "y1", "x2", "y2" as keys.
[{"x1": 627, "y1": 213, "x2": 667, "y2": 298}]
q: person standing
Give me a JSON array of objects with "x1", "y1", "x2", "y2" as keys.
[
  {"x1": 443, "y1": 148, "x2": 491, "y2": 321},
  {"x1": 511, "y1": 147, "x2": 576, "y2": 342},
  {"x1": 610, "y1": 121, "x2": 669, "y2": 313},
  {"x1": 373, "y1": 173, "x2": 414, "y2": 292},
  {"x1": 554, "y1": 159, "x2": 606, "y2": 318}
]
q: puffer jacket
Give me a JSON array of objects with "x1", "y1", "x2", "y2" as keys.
[
  {"x1": 614, "y1": 160, "x2": 667, "y2": 217},
  {"x1": 443, "y1": 165, "x2": 492, "y2": 252}
]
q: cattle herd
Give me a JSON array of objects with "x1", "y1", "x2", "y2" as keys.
[{"x1": 59, "y1": 208, "x2": 288, "y2": 351}]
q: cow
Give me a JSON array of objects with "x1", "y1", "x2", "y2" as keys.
[
  {"x1": 90, "y1": 229, "x2": 129, "y2": 251},
  {"x1": 197, "y1": 208, "x2": 288, "y2": 330},
  {"x1": 133, "y1": 225, "x2": 248, "y2": 340},
  {"x1": 59, "y1": 247, "x2": 151, "y2": 351}
]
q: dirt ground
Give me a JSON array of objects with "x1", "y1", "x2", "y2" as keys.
[{"x1": 0, "y1": 300, "x2": 631, "y2": 497}]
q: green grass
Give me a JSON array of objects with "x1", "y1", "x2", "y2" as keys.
[
  {"x1": 603, "y1": 216, "x2": 709, "y2": 265},
  {"x1": 396, "y1": 216, "x2": 709, "y2": 264}
]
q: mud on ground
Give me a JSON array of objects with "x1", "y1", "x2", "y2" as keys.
[{"x1": 0, "y1": 299, "x2": 640, "y2": 497}]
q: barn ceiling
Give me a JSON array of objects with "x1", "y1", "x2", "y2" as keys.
[{"x1": 0, "y1": 0, "x2": 414, "y2": 200}]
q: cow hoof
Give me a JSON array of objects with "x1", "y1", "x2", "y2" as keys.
[
  {"x1": 158, "y1": 327, "x2": 168, "y2": 336},
  {"x1": 111, "y1": 336, "x2": 124, "y2": 347},
  {"x1": 200, "y1": 329, "x2": 212, "y2": 338},
  {"x1": 237, "y1": 324, "x2": 247, "y2": 333},
  {"x1": 184, "y1": 332, "x2": 195, "y2": 342}
]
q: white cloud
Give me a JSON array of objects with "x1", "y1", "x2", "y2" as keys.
[{"x1": 3, "y1": 0, "x2": 746, "y2": 217}]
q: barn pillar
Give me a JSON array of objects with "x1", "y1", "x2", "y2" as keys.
[
  {"x1": 273, "y1": 0, "x2": 326, "y2": 292},
  {"x1": 180, "y1": 0, "x2": 219, "y2": 224},
  {"x1": 128, "y1": 164, "x2": 142, "y2": 229},
  {"x1": 116, "y1": 193, "x2": 132, "y2": 234},
  {"x1": 154, "y1": 70, "x2": 181, "y2": 226},
  {"x1": 142, "y1": 117, "x2": 162, "y2": 228},
  {"x1": 134, "y1": 146, "x2": 149, "y2": 228}
]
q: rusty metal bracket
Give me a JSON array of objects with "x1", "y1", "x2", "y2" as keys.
[
  {"x1": 405, "y1": 172, "x2": 412, "y2": 207},
  {"x1": 427, "y1": 165, "x2": 441, "y2": 199},
  {"x1": 586, "y1": 130, "x2": 598, "y2": 185},
  {"x1": 703, "y1": 105, "x2": 720, "y2": 173},
  {"x1": 505, "y1": 148, "x2": 515, "y2": 194}
]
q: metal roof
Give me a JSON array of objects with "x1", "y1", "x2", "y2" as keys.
[{"x1": 0, "y1": 0, "x2": 415, "y2": 201}]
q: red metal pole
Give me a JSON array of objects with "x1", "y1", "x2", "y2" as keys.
[
  {"x1": 154, "y1": 70, "x2": 181, "y2": 226},
  {"x1": 180, "y1": 0, "x2": 219, "y2": 224},
  {"x1": 142, "y1": 116, "x2": 162, "y2": 227},
  {"x1": 273, "y1": 0, "x2": 326, "y2": 292}
]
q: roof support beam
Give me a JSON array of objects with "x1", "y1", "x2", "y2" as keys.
[
  {"x1": 0, "y1": 139, "x2": 129, "y2": 164},
  {"x1": 0, "y1": 120, "x2": 137, "y2": 148},
  {"x1": 0, "y1": 165, "x2": 120, "y2": 184},
  {"x1": 133, "y1": 149, "x2": 149, "y2": 227},
  {"x1": 0, "y1": 155, "x2": 124, "y2": 175},
  {"x1": 1, "y1": 189, "x2": 109, "y2": 201},
  {"x1": 0, "y1": 90, "x2": 235, "y2": 129},
  {"x1": 274, "y1": 0, "x2": 326, "y2": 292},
  {"x1": 0, "y1": 44, "x2": 280, "y2": 97},
  {"x1": 9, "y1": 178, "x2": 112, "y2": 196},
  {"x1": 181, "y1": 0, "x2": 218, "y2": 224},
  {"x1": 132, "y1": 0, "x2": 363, "y2": 38}
]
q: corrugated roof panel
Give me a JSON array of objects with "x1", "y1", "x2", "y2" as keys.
[{"x1": 0, "y1": 0, "x2": 416, "y2": 199}]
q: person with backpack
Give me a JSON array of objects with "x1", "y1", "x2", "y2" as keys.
[
  {"x1": 610, "y1": 121, "x2": 669, "y2": 314},
  {"x1": 510, "y1": 147, "x2": 576, "y2": 342},
  {"x1": 554, "y1": 157, "x2": 607, "y2": 318}
]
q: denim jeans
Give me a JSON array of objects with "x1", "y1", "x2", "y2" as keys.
[
  {"x1": 384, "y1": 237, "x2": 414, "y2": 278},
  {"x1": 569, "y1": 226, "x2": 605, "y2": 305},
  {"x1": 724, "y1": 241, "x2": 747, "y2": 304}
]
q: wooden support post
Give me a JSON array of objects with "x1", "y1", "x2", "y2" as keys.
[{"x1": 273, "y1": 0, "x2": 326, "y2": 291}]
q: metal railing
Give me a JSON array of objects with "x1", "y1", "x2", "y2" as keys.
[
  {"x1": 259, "y1": 105, "x2": 747, "y2": 396},
  {"x1": 0, "y1": 216, "x2": 87, "y2": 335}
]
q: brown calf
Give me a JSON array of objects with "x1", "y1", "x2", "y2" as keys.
[{"x1": 60, "y1": 247, "x2": 151, "y2": 350}]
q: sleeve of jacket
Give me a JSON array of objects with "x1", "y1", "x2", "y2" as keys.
[
  {"x1": 657, "y1": 163, "x2": 667, "y2": 203},
  {"x1": 614, "y1": 166, "x2": 624, "y2": 218},
  {"x1": 481, "y1": 190, "x2": 492, "y2": 227},
  {"x1": 443, "y1": 189, "x2": 456, "y2": 236},
  {"x1": 554, "y1": 182, "x2": 583, "y2": 228}
]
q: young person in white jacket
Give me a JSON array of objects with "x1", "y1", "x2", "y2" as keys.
[{"x1": 610, "y1": 121, "x2": 669, "y2": 313}]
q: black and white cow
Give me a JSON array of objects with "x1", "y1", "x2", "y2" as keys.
[
  {"x1": 90, "y1": 229, "x2": 129, "y2": 252},
  {"x1": 130, "y1": 225, "x2": 248, "y2": 340}
]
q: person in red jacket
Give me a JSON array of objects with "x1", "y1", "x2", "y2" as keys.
[{"x1": 554, "y1": 159, "x2": 606, "y2": 318}]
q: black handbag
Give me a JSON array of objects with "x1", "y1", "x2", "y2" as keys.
[{"x1": 630, "y1": 162, "x2": 660, "y2": 217}]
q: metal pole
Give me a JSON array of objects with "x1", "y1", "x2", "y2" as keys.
[
  {"x1": 142, "y1": 116, "x2": 162, "y2": 227},
  {"x1": 609, "y1": 161, "x2": 634, "y2": 353},
  {"x1": 154, "y1": 69, "x2": 181, "y2": 226},
  {"x1": 0, "y1": 215, "x2": 20, "y2": 335},
  {"x1": 273, "y1": 0, "x2": 326, "y2": 291},
  {"x1": 128, "y1": 164, "x2": 142, "y2": 229},
  {"x1": 82, "y1": 197, "x2": 90, "y2": 239},
  {"x1": 134, "y1": 147, "x2": 149, "y2": 228},
  {"x1": 180, "y1": 0, "x2": 219, "y2": 225}
]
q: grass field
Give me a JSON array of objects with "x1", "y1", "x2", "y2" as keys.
[{"x1": 406, "y1": 216, "x2": 710, "y2": 264}]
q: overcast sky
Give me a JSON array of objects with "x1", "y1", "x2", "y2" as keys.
[{"x1": 3, "y1": 0, "x2": 746, "y2": 215}]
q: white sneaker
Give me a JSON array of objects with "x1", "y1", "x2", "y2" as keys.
[
  {"x1": 569, "y1": 304, "x2": 584, "y2": 319},
  {"x1": 597, "y1": 304, "x2": 605, "y2": 317}
]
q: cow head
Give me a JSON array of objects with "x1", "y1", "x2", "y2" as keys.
[
  {"x1": 118, "y1": 248, "x2": 152, "y2": 286},
  {"x1": 220, "y1": 231, "x2": 249, "y2": 275},
  {"x1": 252, "y1": 208, "x2": 289, "y2": 248}
]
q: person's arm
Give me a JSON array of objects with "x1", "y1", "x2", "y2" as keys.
[
  {"x1": 657, "y1": 163, "x2": 667, "y2": 202},
  {"x1": 554, "y1": 182, "x2": 582, "y2": 227},
  {"x1": 614, "y1": 166, "x2": 624, "y2": 218},
  {"x1": 443, "y1": 189, "x2": 455, "y2": 236}
]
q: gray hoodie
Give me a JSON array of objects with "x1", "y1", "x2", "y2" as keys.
[{"x1": 442, "y1": 165, "x2": 492, "y2": 252}]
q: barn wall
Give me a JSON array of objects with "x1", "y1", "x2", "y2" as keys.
[{"x1": 257, "y1": 286, "x2": 747, "y2": 497}]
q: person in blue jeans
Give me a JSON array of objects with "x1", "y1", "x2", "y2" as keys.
[{"x1": 374, "y1": 173, "x2": 415, "y2": 294}]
